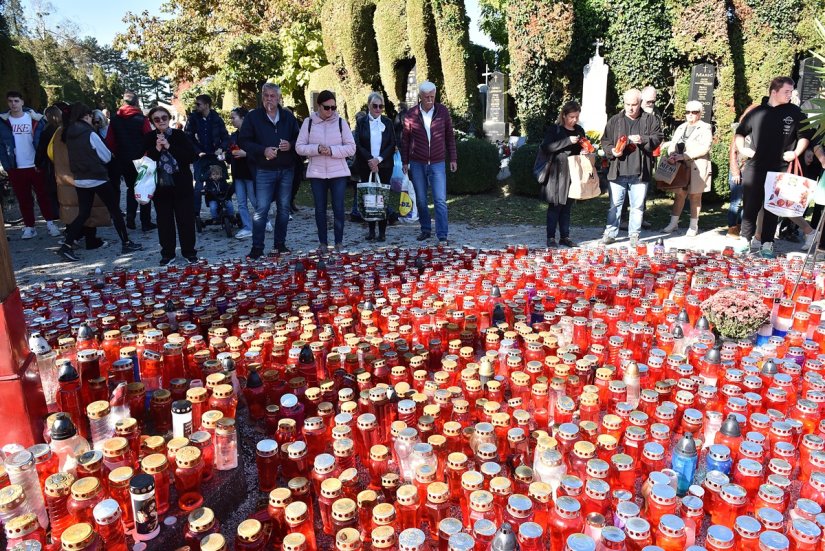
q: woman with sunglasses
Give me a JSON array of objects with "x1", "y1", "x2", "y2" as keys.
[
  {"x1": 56, "y1": 102, "x2": 142, "y2": 261},
  {"x1": 143, "y1": 106, "x2": 198, "y2": 265},
  {"x1": 296, "y1": 90, "x2": 356, "y2": 252},
  {"x1": 354, "y1": 92, "x2": 396, "y2": 242},
  {"x1": 661, "y1": 100, "x2": 713, "y2": 236}
]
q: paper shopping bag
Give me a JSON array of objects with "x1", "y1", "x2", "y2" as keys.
[{"x1": 567, "y1": 154, "x2": 601, "y2": 200}]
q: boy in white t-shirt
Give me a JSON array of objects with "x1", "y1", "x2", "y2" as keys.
[{"x1": 0, "y1": 91, "x2": 60, "y2": 238}]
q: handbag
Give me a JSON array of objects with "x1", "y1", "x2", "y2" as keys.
[
  {"x1": 764, "y1": 158, "x2": 816, "y2": 218},
  {"x1": 655, "y1": 157, "x2": 690, "y2": 191},
  {"x1": 357, "y1": 172, "x2": 391, "y2": 222},
  {"x1": 567, "y1": 154, "x2": 601, "y2": 200},
  {"x1": 133, "y1": 156, "x2": 157, "y2": 205},
  {"x1": 533, "y1": 146, "x2": 552, "y2": 184},
  {"x1": 390, "y1": 150, "x2": 404, "y2": 193}
]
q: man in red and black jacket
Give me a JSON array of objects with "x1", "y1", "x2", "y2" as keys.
[
  {"x1": 105, "y1": 91, "x2": 156, "y2": 231},
  {"x1": 400, "y1": 81, "x2": 457, "y2": 244}
]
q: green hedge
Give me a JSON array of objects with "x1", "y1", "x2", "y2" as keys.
[
  {"x1": 447, "y1": 138, "x2": 500, "y2": 194},
  {"x1": 509, "y1": 143, "x2": 541, "y2": 198}
]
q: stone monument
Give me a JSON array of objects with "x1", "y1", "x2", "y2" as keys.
[
  {"x1": 799, "y1": 56, "x2": 824, "y2": 103},
  {"x1": 405, "y1": 65, "x2": 419, "y2": 107},
  {"x1": 689, "y1": 63, "x2": 715, "y2": 124},
  {"x1": 483, "y1": 71, "x2": 508, "y2": 142},
  {"x1": 579, "y1": 40, "x2": 609, "y2": 136}
]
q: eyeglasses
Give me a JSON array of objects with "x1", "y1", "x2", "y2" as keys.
[
  {"x1": 152, "y1": 115, "x2": 169, "y2": 123},
  {"x1": 321, "y1": 104, "x2": 337, "y2": 111},
  {"x1": 371, "y1": 104, "x2": 384, "y2": 110},
  {"x1": 686, "y1": 110, "x2": 701, "y2": 115}
]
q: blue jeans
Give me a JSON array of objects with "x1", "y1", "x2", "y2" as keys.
[
  {"x1": 193, "y1": 157, "x2": 207, "y2": 215},
  {"x1": 728, "y1": 173, "x2": 743, "y2": 227},
  {"x1": 252, "y1": 168, "x2": 293, "y2": 250},
  {"x1": 409, "y1": 161, "x2": 448, "y2": 239},
  {"x1": 208, "y1": 199, "x2": 235, "y2": 220},
  {"x1": 606, "y1": 175, "x2": 646, "y2": 237},
  {"x1": 234, "y1": 178, "x2": 255, "y2": 231},
  {"x1": 310, "y1": 177, "x2": 348, "y2": 245},
  {"x1": 546, "y1": 202, "x2": 572, "y2": 239}
]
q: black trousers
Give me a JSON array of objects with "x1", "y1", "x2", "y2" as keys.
[
  {"x1": 115, "y1": 160, "x2": 152, "y2": 226},
  {"x1": 153, "y1": 183, "x2": 196, "y2": 259},
  {"x1": 66, "y1": 182, "x2": 128, "y2": 245},
  {"x1": 740, "y1": 165, "x2": 778, "y2": 243}
]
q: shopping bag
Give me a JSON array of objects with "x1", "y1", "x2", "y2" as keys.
[
  {"x1": 764, "y1": 158, "x2": 816, "y2": 218},
  {"x1": 390, "y1": 150, "x2": 404, "y2": 193},
  {"x1": 814, "y1": 171, "x2": 825, "y2": 206},
  {"x1": 357, "y1": 173, "x2": 391, "y2": 222},
  {"x1": 398, "y1": 175, "x2": 419, "y2": 223},
  {"x1": 133, "y1": 156, "x2": 157, "y2": 205},
  {"x1": 655, "y1": 157, "x2": 689, "y2": 191},
  {"x1": 567, "y1": 154, "x2": 601, "y2": 200}
]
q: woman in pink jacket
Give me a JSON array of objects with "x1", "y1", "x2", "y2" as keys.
[{"x1": 296, "y1": 90, "x2": 357, "y2": 252}]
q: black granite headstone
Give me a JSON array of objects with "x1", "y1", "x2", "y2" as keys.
[
  {"x1": 689, "y1": 63, "x2": 716, "y2": 124},
  {"x1": 483, "y1": 71, "x2": 508, "y2": 143},
  {"x1": 799, "y1": 56, "x2": 824, "y2": 103}
]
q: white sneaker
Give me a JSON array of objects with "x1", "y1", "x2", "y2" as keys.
[
  {"x1": 21, "y1": 227, "x2": 36, "y2": 239},
  {"x1": 803, "y1": 231, "x2": 817, "y2": 250},
  {"x1": 733, "y1": 236, "x2": 749, "y2": 254},
  {"x1": 46, "y1": 221, "x2": 61, "y2": 237},
  {"x1": 266, "y1": 222, "x2": 273, "y2": 233},
  {"x1": 686, "y1": 227, "x2": 698, "y2": 237},
  {"x1": 750, "y1": 237, "x2": 761, "y2": 250},
  {"x1": 235, "y1": 229, "x2": 252, "y2": 239}
]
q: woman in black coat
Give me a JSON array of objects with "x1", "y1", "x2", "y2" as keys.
[
  {"x1": 354, "y1": 92, "x2": 397, "y2": 241},
  {"x1": 540, "y1": 101, "x2": 586, "y2": 248},
  {"x1": 143, "y1": 106, "x2": 198, "y2": 265}
]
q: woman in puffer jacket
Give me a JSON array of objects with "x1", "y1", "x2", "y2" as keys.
[{"x1": 296, "y1": 90, "x2": 356, "y2": 252}]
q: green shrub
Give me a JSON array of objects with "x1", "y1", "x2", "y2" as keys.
[
  {"x1": 508, "y1": 143, "x2": 541, "y2": 198},
  {"x1": 447, "y1": 137, "x2": 500, "y2": 194},
  {"x1": 710, "y1": 141, "x2": 731, "y2": 200}
]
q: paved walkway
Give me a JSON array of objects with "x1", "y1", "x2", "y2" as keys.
[{"x1": 5, "y1": 200, "x2": 814, "y2": 290}]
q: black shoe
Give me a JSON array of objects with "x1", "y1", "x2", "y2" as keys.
[
  {"x1": 546, "y1": 238, "x2": 558, "y2": 248},
  {"x1": 248, "y1": 248, "x2": 264, "y2": 260},
  {"x1": 377, "y1": 234, "x2": 386, "y2": 242},
  {"x1": 121, "y1": 241, "x2": 143, "y2": 254},
  {"x1": 416, "y1": 232, "x2": 431, "y2": 241},
  {"x1": 57, "y1": 244, "x2": 80, "y2": 262},
  {"x1": 85, "y1": 238, "x2": 107, "y2": 250},
  {"x1": 365, "y1": 233, "x2": 376, "y2": 241},
  {"x1": 141, "y1": 222, "x2": 157, "y2": 232},
  {"x1": 126, "y1": 219, "x2": 136, "y2": 230},
  {"x1": 159, "y1": 256, "x2": 176, "y2": 266},
  {"x1": 184, "y1": 256, "x2": 198, "y2": 264},
  {"x1": 559, "y1": 237, "x2": 575, "y2": 247},
  {"x1": 275, "y1": 244, "x2": 291, "y2": 253},
  {"x1": 439, "y1": 238, "x2": 449, "y2": 246}
]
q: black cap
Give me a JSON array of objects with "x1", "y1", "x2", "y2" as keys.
[
  {"x1": 58, "y1": 362, "x2": 79, "y2": 383},
  {"x1": 720, "y1": 414, "x2": 741, "y2": 437},
  {"x1": 415, "y1": 257, "x2": 425, "y2": 273},
  {"x1": 76, "y1": 323, "x2": 95, "y2": 340},
  {"x1": 295, "y1": 260, "x2": 305, "y2": 273},
  {"x1": 171, "y1": 400, "x2": 192, "y2": 414},
  {"x1": 247, "y1": 367, "x2": 263, "y2": 388},
  {"x1": 299, "y1": 344, "x2": 314, "y2": 364},
  {"x1": 130, "y1": 473, "x2": 155, "y2": 494},
  {"x1": 695, "y1": 316, "x2": 710, "y2": 331},
  {"x1": 657, "y1": 237, "x2": 664, "y2": 245},
  {"x1": 165, "y1": 299, "x2": 176, "y2": 312},
  {"x1": 50, "y1": 413, "x2": 77, "y2": 440},
  {"x1": 675, "y1": 432, "x2": 697, "y2": 456},
  {"x1": 492, "y1": 304, "x2": 506, "y2": 325}
]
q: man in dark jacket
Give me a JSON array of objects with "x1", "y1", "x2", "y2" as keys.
[
  {"x1": 184, "y1": 94, "x2": 229, "y2": 219},
  {"x1": 401, "y1": 81, "x2": 457, "y2": 243},
  {"x1": 105, "y1": 91, "x2": 155, "y2": 231},
  {"x1": 601, "y1": 88, "x2": 663, "y2": 246},
  {"x1": 238, "y1": 83, "x2": 300, "y2": 258}
]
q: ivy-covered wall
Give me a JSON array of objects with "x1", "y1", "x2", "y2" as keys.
[
  {"x1": 374, "y1": 0, "x2": 412, "y2": 106},
  {"x1": 506, "y1": 0, "x2": 575, "y2": 142},
  {"x1": 431, "y1": 0, "x2": 476, "y2": 116},
  {"x1": 0, "y1": 37, "x2": 46, "y2": 110}
]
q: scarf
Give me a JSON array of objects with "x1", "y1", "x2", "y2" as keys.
[
  {"x1": 369, "y1": 114, "x2": 385, "y2": 133},
  {"x1": 157, "y1": 128, "x2": 179, "y2": 182}
]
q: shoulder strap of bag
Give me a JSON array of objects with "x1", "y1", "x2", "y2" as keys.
[
  {"x1": 307, "y1": 118, "x2": 312, "y2": 136},
  {"x1": 306, "y1": 117, "x2": 343, "y2": 141}
]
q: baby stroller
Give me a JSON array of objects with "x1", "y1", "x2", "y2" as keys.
[{"x1": 196, "y1": 156, "x2": 237, "y2": 237}]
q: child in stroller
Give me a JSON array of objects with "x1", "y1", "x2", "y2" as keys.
[{"x1": 198, "y1": 157, "x2": 238, "y2": 237}]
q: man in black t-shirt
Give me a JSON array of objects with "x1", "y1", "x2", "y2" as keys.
[{"x1": 735, "y1": 76, "x2": 812, "y2": 257}]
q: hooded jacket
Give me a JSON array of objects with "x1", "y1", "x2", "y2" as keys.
[
  {"x1": 105, "y1": 105, "x2": 152, "y2": 161},
  {"x1": 295, "y1": 111, "x2": 356, "y2": 180},
  {"x1": 0, "y1": 108, "x2": 44, "y2": 170}
]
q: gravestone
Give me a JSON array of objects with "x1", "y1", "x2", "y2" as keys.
[
  {"x1": 405, "y1": 65, "x2": 418, "y2": 107},
  {"x1": 689, "y1": 63, "x2": 715, "y2": 124},
  {"x1": 799, "y1": 56, "x2": 824, "y2": 103},
  {"x1": 483, "y1": 71, "x2": 508, "y2": 143},
  {"x1": 579, "y1": 40, "x2": 608, "y2": 135},
  {"x1": 310, "y1": 91, "x2": 320, "y2": 112}
]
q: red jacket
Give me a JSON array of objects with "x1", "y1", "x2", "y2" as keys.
[{"x1": 400, "y1": 103, "x2": 457, "y2": 165}]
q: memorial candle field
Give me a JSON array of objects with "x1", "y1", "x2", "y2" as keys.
[{"x1": 4, "y1": 243, "x2": 825, "y2": 550}]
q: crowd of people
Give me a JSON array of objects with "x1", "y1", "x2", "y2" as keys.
[{"x1": 2, "y1": 74, "x2": 824, "y2": 265}]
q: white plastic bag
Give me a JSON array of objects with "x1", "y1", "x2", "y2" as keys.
[
  {"x1": 133, "y1": 156, "x2": 157, "y2": 205},
  {"x1": 764, "y1": 159, "x2": 815, "y2": 218},
  {"x1": 398, "y1": 174, "x2": 418, "y2": 223}
]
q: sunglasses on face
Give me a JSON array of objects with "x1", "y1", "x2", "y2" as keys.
[
  {"x1": 321, "y1": 104, "x2": 337, "y2": 111},
  {"x1": 153, "y1": 115, "x2": 169, "y2": 123},
  {"x1": 686, "y1": 111, "x2": 700, "y2": 115},
  {"x1": 371, "y1": 104, "x2": 384, "y2": 110}
]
